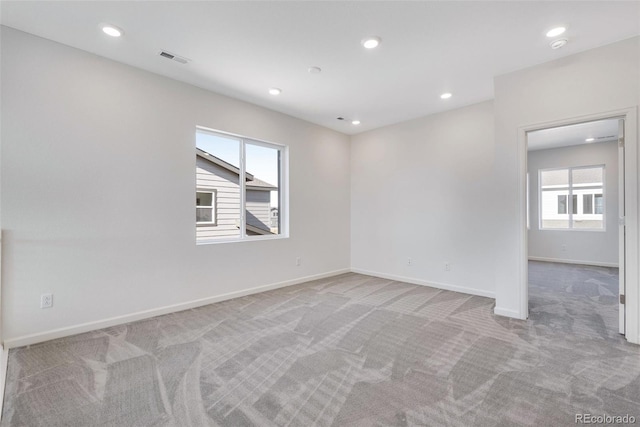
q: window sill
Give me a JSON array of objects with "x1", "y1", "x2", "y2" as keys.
[
  {"x1": 539, "y1": 228, "x2": 607, "y2": 232},
  {"x1": 196, "y1": 233, "x2": 289, "y2": 245}
]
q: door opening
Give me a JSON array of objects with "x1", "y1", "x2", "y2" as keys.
[{"x1": 525, "y1": 117, "x2": 625, "y2": 336}]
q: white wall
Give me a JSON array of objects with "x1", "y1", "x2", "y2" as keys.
[
  {"x1": 3, "y1": 27, "x2": 640, "y2": 347},
  {"x1": 493, "y1": 36, "x2": 639, "y2": 342},
  {"x1": 0, "y1": 27, "x2": 351, "y2": 345},
  {"x1": 527, "y1": 141, "x2": 618, "y2": 266},
  {"x1": 350, "y1": 101, "x2": 496, "y2": 297}
]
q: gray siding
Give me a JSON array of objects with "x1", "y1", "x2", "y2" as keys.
[
  {"x1": 196, "y1": 157, "x2": 240, "y2": 240},
  {"x1": 246, "y1": 189, "x2": 271, "y2": 231}
]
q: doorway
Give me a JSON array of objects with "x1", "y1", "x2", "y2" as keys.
[{"x1": 525, "y1": 117, "x2": 625, "y2": 336}]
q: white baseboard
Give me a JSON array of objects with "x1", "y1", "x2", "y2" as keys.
[
  {"x1": 4, "y1": 268, "x2": 350, "y2": 349},
  {"x1": 494, "y1": 306, "x2": 526, "y2": 320},
  {"x1": 0, "y1": 345, "x2": 8, "y2": 419},
  {"x1": 528, "y1": 256, "x2": 618, "y2": 268},
  {"x1": 349, "y1": 268, "x2": 495, "y2": 299}
]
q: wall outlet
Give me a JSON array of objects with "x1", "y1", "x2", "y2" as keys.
[
  {"x1": 445, "y1": 263, "x2": 451, "y2": 271},
  {"x1": 296, "y1": 257, "x2": 301, "y2": 266},
  {"x1": 407, "y1": 257, "x2": 412, "y2": 266},
  {"x1": 561, "y1": 244, "x2": 567, "y2": 252},
  {"x1": 41, "y1": 293, "x2": 53, "y2": 309}
]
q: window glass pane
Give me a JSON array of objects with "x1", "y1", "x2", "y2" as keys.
[
  {"x1": 541, "y1": 191, "x2": 569, "y2": 228},
  {"x1": 245, "y1": 142, "x2": 281, "y2": 236},
  {"x1": 558, "y1": 195, "x2": 567, "y2": 214},
  {"x1": 571, "y1": 166, "x2": 603, "y2": 230},
  {"x1": 196, "y1": 192, "x2": 213, "y2": 207},
  {"x1": 594, "y1": 194, "x2": 603, "y2": 214},
  {"x1": 572, "y1": 167, "x2": 603, "y2": 187},
  {"x1": 196, "y1": 131, "x2": 241, "y2": 240},
  {"x1": 573, "y1": 218, "x2": 603, "y2": 229},
  {"x1": 541, "y1": 169, "x2": 568, "y2": 188},
  {"x1": 196, "y1": 207, "x2": 213, "y2": 223},
  {"x1": 571, "y1": 194, "x2": 577, "y2": 215},
  {"x1": 541, "y1": 169, "x2": 569, "y2": 229},
  {"x1": 583, "y1": 194, "x2": 593, "y2": 214},
  {"x1": 573, "y1": 191, "x2": 603, "y2": 229}
]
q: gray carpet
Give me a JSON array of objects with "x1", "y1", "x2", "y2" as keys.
[{"x1": 2, "y1": 264, "x2": 639, "y2": 426}]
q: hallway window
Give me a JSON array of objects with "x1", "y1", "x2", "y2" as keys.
[{"x1": 540, "y1": 165, "x2": 604, "y2": 230}]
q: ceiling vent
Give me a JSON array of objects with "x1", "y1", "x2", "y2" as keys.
[{"x1": 159, "y1": 50, "x2": 190, "y2": 64}]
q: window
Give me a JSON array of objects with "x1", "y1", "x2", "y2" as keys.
[
  {"x1": 195, "y1": 128, "x2": 287, "y2": 243},
  {"x1": 539, "y1": 165, "x2": 604, "y2": 230},
  {"x1": 557, "y1": 195, "x2": 567, "y2": 214},
  {"x1": 196, "y1": 190, "x2": 216, "y2": 225},
  {"x1": 583, "y1": 194, "x2": 593, "y2": 214},
  {"x1": 595, "y1": 194, "x2": 604, "y2": 214}
]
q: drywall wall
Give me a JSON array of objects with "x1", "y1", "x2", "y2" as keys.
[
  {"x1": 493, "y1": 36, "x2": 639, "y2": 342},
  {"x1": 528, "y1": 141, "x2": 618, "y2": 266},
  {"x1": 350, "y1": 101, "x2": 496, "y2": 297},
  {"x1": 0, "y1": 27, "x2": 351, "y2": 344}
]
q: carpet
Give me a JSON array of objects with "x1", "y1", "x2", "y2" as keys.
[{"x1": 2, "y1": 264, "x2": 639, "y2": 426}]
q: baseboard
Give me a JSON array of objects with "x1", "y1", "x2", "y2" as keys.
[
  {"x1": 349, "y1": 268, "x2": 495, "y2": 299},
  {"x1": 494, "y1": 306, "x2": 527, "y2": 320},
  {"x1": 0, "y1": 345, "x2": 8, "y2": 419},
  {"x1": 3, "y1": 268, "x2": 350, "y2": 349},
  {"x1": 528, "y1": 256, "x2": 618, "y2": 268}
]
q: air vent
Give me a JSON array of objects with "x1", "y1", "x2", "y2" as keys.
[{"x1": 159, "y1": 50, "x2": 190, "y2": 64}]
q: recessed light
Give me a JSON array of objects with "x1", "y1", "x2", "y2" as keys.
[
  {"x1": 361, "y1": 36, "x2": 381, "y2": 49},
  {"x1": 585, "y1": 137, "x2": 595, "y2": 142},
  {"x1": 352, "y1": 120, "x2": 361, "y2": 125},
  {"x1": 101, "y1": 24, "x2": 123, "y2": 38},
  {"x1": 308, "y1": 66, "x2": 322, "y2": 74},
  {"x1": 550, "y1": 39, "x2": 568, "y2": 49},
  {"x1": 268, "y1": 88, "x2": 282, "y2": 96},
  {"x1": 440, "y1": 93, "x2": 452, "y2": 99},
  {"x1": 546, "y1": 27, "x2": 566, "y2": 38}
]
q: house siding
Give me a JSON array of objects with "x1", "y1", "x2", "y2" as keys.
[
  {"x1": 246, "y1": 190, "x2": 272, "y2": 231},
  {"x1": 196, "y1": 157, "x2": 241, "y2": 240},
  {"x1": 196, "y1": 157, "x2": 274, "y2": 240}
]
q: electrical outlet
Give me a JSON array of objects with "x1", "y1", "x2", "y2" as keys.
[
  {"x1": 407, "y1": 257, "x2": 412, "y2": 266},
  {"x1": 561, "y1": 244, "x2": 567, "y2": 252},
  {"x1": 296, "y1": 257, "x2": 301, "y2": 266},
  {"x1": 41, "y1": 293, "x2": 53, "y2": 309},
  {"x1": 445, "y1": 263, "x2": 451, "y2": 271}
]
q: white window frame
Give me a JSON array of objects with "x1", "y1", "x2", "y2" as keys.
[
  {"x1": 538, "y1": 164, "x2": 605, "y2": 231},
  {"x1": 196, "y1": 189, "x2": 217, "y2": 226},
  {"x1": 195, "y1": 127, "x2": 289, "y2": 245}
]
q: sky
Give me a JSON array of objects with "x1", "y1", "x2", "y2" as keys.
[{"x1": 196, "y1": 131, "x2": 280, "y2": 207}]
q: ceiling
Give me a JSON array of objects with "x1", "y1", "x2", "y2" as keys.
[
  {"x1": 527, "y1": 118, "x2": 620, "y2": 151},
  {"x1": 1, "y1": 1, "x2": 639, "y2": 135}
]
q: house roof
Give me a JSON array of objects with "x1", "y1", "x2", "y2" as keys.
[
  {"x1": 246, "y1": 223, "x2": 274, "y2": 236},
  {"x1": 196, "y1": 148, "x2": 277, "y2": 191},
  {"x1": 246, "y1": 177, "x2": 277, "y2": 190}
]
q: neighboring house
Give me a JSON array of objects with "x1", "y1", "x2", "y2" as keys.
[
  {"x1": 196, "y1": 148, "x2": 276, "y2": 240},
  {"x1": 270, "y1": 207, "x2": 279, "y2": 230}
]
